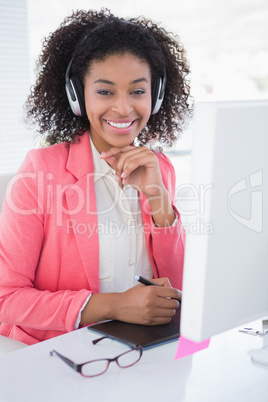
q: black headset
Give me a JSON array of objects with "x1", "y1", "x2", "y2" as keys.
[{"x1": 65, "y1": 57, "x2": 166, "y2": 117}]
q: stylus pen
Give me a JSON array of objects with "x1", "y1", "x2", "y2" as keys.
[
  {"x1": 135, "y1": 275, "x2": 159, "y2": 286},
  {"x1": 135, "y1": 275, "x2": 182, "y2": 301}
]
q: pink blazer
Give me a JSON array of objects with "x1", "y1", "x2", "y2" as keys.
[{"x1": 0, "y1": 133, "x2": 185, "y2": 345}]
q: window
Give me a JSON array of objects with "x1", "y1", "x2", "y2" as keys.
[{"x1": 0, "y1": 0, "x2": 33, "y2": 174}]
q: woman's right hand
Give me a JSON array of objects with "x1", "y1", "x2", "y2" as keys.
[
  {"x1": 80, "y1": 278, "x2": 181, "y2": 327},
  {"x1": 115, "y1": 277, "x2": 181, "y2": 325}
]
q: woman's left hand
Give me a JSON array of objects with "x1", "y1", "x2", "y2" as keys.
[{"x1": 99, "y1": 145, "x2": 164, "y2": 198}]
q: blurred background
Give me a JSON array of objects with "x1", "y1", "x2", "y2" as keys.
[{"x1": 1, "y1": 0, "x2": 268, "y2": 186}]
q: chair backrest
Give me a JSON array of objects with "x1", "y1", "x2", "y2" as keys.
[{"x1": 0, "y1": 173, "x2": 14, "y2": 212}]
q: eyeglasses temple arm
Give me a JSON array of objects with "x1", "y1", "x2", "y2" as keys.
[
  {"x1": 50, "y1": 350, "x2": 79, "y2": 371},
  {"x1": 92, "y1": 336, "x2": 109, "y2": 345}
]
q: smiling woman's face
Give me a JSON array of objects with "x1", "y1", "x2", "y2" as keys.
[{"x1": 84, "y1": 53, "x2": 152, "y2": 153}]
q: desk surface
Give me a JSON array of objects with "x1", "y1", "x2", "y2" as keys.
[{"x1": 0, "y1": 321, "x2": 267, "y2": 402}]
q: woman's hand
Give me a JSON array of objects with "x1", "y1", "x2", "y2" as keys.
[
  {"x1": 100, "y1": 145, "x2": 164, "y2": 198},
  {"x1": 114, "y1": 277, "x2": 181, "y2": 325},
  {"x1": 80, "y1": 277, "x2": 181, "y2": 327},
  {"x1": 100, "y1": 145, "x2": 176, "y2": 227}
]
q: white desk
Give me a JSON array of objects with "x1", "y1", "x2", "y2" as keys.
[{"x1": 0, "y1": 321, "x2": 267, "y2": 402}]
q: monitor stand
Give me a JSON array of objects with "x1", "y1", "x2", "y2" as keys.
[{"x1": 250, "y1": 318, "x2": 268, "y2": 367}]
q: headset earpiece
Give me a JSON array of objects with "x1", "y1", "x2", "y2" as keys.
[
  {"x1": 65, "y1": 59, "x2": 86, "y2": 117},
  {"x1": 151, "y1": 69, "x2": 167, "y2": 115}
]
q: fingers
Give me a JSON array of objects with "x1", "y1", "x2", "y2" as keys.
[
  {"x1": 99, "y1": 145, "x2": 133, "y2": 158},
  {"x1": 159, "y1": 287, "x2": 182, "y2": 302},
  {"x1": 118, "y1": 283, "x2": 181, "y2": 326},
  {"x1": 100, "y1": 146, "x2": 157, "y2": 185},
  {"x1": 99, "y1": 154, "x2": 118, "y2": 171},
  {"x1": 156, "y1": 295, "x2": 180, "y2": 310},
  {"x1": 141, "y1": 285, "x2": 180, "y2": 316},
  {"x1": 139, "y1": 295, "x2": 179, "y2": 325},
  {"x1": 150, "y1": 277, "x2": 172, "y2": 287},
  {"x1": 143, "y1": 309, "x2": 178, "y2": 326},
  {"x1": 139, "y1": 277, "x2": 182, "y2": 301}
]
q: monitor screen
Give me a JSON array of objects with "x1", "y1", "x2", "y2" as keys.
[{"x1": 180, "y1": 100, "x2": 268, "y2": 342}]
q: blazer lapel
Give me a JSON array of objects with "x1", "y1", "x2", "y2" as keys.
[{"x1": 65, "y1": 133, "x2": 100, "y2": 293}]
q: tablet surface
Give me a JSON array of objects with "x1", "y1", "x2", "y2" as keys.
[{"x1": 88, "y1": 306, "x2": 181, "y2": 349}]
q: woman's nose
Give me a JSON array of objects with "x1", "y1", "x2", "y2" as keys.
[{"x1": 111, "y1": 95, "x2": 133, "y2": 116}]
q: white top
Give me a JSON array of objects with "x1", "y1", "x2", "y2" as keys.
[
  {"x1": 75, "y1": 137, "x2": 177, "y2": 328},
  {"x1": 90, "y1": 137, "x2": 153, "y2": 293}
]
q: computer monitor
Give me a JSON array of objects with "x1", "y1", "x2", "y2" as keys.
[{"x1": 180, "y1": 100, "x2": 268, "y2": 346}]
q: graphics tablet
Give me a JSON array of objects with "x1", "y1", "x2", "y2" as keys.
[{"x1": 87, "y1": 305, "x2": 181, "y2": 350}]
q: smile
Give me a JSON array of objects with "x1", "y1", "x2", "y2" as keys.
[{"x1": 106, "y1": 120, "x2": 134, "y2": 129}]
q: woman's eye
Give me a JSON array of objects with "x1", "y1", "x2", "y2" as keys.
[
  {"x1": 132, "y1": 89, "x2": 145, "y2": 95},
  {"x1": 97, "y1": 90, "x2": 112, "y2": 96}
]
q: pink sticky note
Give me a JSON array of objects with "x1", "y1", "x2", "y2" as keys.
[{"x1": 175, "y1": 335, "x2": 210, "y2": 359}]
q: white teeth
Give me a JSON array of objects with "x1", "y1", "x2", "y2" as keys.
[{"x1": 107, "y1": 121, "x2": 133, "y2": 128}]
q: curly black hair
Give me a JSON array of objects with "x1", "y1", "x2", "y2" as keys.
[{"x1": 25, "y1": 8, "x2": 193, "y2": 148}]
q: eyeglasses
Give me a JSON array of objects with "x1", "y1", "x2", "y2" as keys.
[{"x1": 50, "y1": 336, "x2": 143, "y2": 377}]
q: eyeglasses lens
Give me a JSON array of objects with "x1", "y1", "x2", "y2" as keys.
[
  {"x1": 82, "y1": 359, "x2": 109, "y2": 377},
  {"x1": 117, "y1": 348, "x2": 141, "y2": 368}
]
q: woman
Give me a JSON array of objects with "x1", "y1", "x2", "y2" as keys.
[{"x1": 0, "y1": 9, "x2": 192, "y2": 345}]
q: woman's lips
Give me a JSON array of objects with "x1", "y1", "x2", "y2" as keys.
[
  {"x1": 104, "y1": 119, "x2": 136, "y2": 133},
  {"x1": 106, "y1": 120, "x2": 134, "y2": 129}
]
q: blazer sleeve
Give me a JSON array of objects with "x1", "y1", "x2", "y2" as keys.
[
  {"x1": 0, "y1": 150, "x2": 91, "y2": 333},
  {"x1": 149, "y1": 152, "x2": 185, "y2": 290}
]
